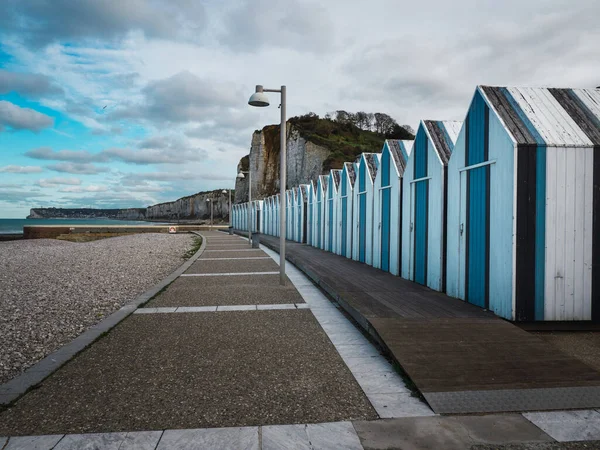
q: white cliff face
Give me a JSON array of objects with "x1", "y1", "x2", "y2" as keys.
[
  {"x1": 145, "y1": 190, "x2": 231, "y2": 222},
  {"x1": 235, "y1": 123, "x2": 330, "y2": 203},
  {"x1": 28, "y1": 192, "x2": 232, "y2": 222}
]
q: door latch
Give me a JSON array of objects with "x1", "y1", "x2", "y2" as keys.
[{"x1": 460, "y1": 223, "x2": 464, "y2": 236}]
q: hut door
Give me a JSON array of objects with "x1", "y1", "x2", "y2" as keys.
[
  {"x1": 358, "y1": 192, "x2": 367, "y2": 263},
  {"x1": 459, "y1": 162, "x2": 493, "y2": 307},
  {"x1": 458, "y1": 170, "x2": 467, "y2": 300},
  {"x1": 380, "y1": 186, "x2": 391, "y2": 272},
  {"x1": 409, "y1": 178, "x2": 429, "y2": 285},
  {"x1": 341, "y1": 195, "x2": 348, "y2": 257},
  {"x1": 408, "y1": 182, "x2": 415, "y2": 280}
]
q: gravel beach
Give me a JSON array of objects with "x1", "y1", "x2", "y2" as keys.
[{"x1": 0, "y1": 233, "x2": 195, "y2": 385}]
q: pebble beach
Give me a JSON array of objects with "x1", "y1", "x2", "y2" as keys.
[{"x1": 0, "y1": 233, "x2": 195, "y2": 385}]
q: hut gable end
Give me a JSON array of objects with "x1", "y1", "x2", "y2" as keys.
[{"x1": 423, "y1": 121, "x2": 453, "y2": 165}]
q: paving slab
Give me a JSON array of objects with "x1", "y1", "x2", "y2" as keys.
[
  {"x1": 203, "y1": 249, "x2": 266, "y2": 256},
  {"x1": 185, "y1": 258, "x2": 280, "y2": 274},
  {"x1": 53, "y1": 432, "x2": 127, "y2": 449},
  {"x1": 471, "y1": 442, "x2": 600, "y2": 449},
  {"x1": 4, "y1": 434, "x2": 63, "y2": 449},
  {"x1": 306, "y1": 421, "x2": 363, "y2": 450},
  {"x1": 119, "y1": 431, "x2": 164, "y2": 450},
  {"x1": 366, "y1": 393, "x2": 435, "y2": 418},
  {"x1": 262, "y1": 424, "x2": 311, "y2": 450},
  {"x1": 523, "y1": 410, "x2": 600, "y2": 442},
  {"x1": 353, "y1": 415, "x2": 554, "y2": 450},
  {"x1": 0, "y1": 311, "x2": 376, "y2": 435},
  {"x1": 148, "y1": 276, "x2": 304, "y2": 306},
  {"x1": 156, "y1": 427, "x2": 258, "y2": 450},
  {"x1": 205, "y1": 244, "x2": 253, "y2": 251}
]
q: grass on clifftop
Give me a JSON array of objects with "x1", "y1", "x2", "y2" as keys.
[
  {"x1": 290, "y1": 114, "x2": 391, "y2": 171},
  {"x1": 259, "y1": 114, "x2": 414, "y2": 172}
]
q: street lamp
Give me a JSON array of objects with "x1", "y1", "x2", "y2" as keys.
[
  {"x1": 248, "y1": 84, "x2": 287, "y2": 286},
  {"x1": 236, "y1": 170, "x2": 252, "y2": 245},
  {"x1": 205, "y1": 197, "x2": 213, "y2": 228},
  {"x1": 222, "y1": 189, "x2": 231, "y2": 227}
]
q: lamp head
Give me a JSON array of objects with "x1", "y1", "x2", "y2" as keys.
[
  {"x1": 248, "y1": 85, "x2": 269, "y2": 107},
  {"x1": 236, "y1": 172, "x2": 245, "y2": 180}
]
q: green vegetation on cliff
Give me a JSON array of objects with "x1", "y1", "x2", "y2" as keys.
[
  {"x1": 291, "y1": 112, "x2": 413, "y2": 171},
  {"x1": 257, "y1": 112, "x2": 414, "y2": 172}
]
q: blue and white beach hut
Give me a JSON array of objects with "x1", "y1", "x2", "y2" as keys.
[
  {"x1": 285, "y1": 189, "x2": 294, "y2": 240},
  {"x1": 325, "y1": 170, "x2": 341, "y2": 253},
  {"x1": 298, "y1": 185, "x2": 310, "y2": 243},
  {"x1": 306, "y1": 181, "x2": 317, "y2": 246},
  {"x1": 446, "y1": 86, "x2": 600, "y2": 322},
  {"x1": 252, "y1": 200, "x2": 263, "y2": 233},
  {"x1": 263, "y1": 197, "x2": 271, "y2": 235},
  {"x1": 314, "y1": 175, "x2": 328, "y2": 249},
  {"x1": 274, "y1": 194, "x2": 280, "y2": 237},
  {"x1": 352, "y1": 153, "x2": 380, "y2": 264},
  {"x1": 336, "y1": 162, "x2": 356, "y2": 257},
  {"x1": 290, "y1": 187, "x2": 300, "y2": 243},
  {"x1": 373, "y1": 140, "x2": 412, "y2": 275},
  {"x1": 270, "y1": 196, "x2": 277, "y2": 236},
  {"x1": 401, "y1": 121, "x2": 460, "y2": 289}
]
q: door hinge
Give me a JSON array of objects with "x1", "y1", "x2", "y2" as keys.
[{"x1": 460, "y1": 223, "x2": 464, "y2": 236}]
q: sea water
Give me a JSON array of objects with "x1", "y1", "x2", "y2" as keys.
[{"x1": 0, "y1": 218, "x2": 170, "y2": 234}]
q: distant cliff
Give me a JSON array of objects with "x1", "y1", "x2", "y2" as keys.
[
  {"x1": 27, "y1": 208, "x2": 146, "y2": 220},
  {"x1": 27, "y1": 190, "x2": 233, "y2": 222},
  {"x1": 235, "y1": 113, "x2": 413, "y2": 202}
]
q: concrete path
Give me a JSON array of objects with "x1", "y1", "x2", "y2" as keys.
[{"x1": 3, "y1": 231, "x2": 600, "y2": 448}]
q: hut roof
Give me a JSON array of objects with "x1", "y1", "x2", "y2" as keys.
[
  {"x1": 362, "y1": 153, "x2": 379, "y2": 181},
  {"x1": 319, "y1": 175, "x2": 328, "y2": 193},
  {"x1": 423, "y1": 120, "x2": 462, "y2": 165},
  {"x1": 331, "y1": 169, "x2": 341, "y2": 188},
  {"x1": 479, "y1": 86, "x2": 600, "y2": 147},
  {"x1": 344, "y1": 162, "x2": 356, "y2": 185},
  {"x1": 385, "y1": 139, "x2": 412, "y2": 173}
]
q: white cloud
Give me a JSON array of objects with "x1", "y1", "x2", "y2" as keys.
[
  {"x1": 0, "y1": 100, "x2": 54, "y2": 132},
  {"x1": 47, "y1": 162, "x2": 109, "y2": 175},
  {"x1": 59, "y1": 185, "x2": 108, "y2": 193},
  {"x1": 0, "y1": 165, "x2": 44, "y2": 173},
  {"x1": 36, "y1": 177, "x2": 81, "y2": 187},
  {"x1": 0, "y1": 0, "x2": 206, "y2": 47},
  {"x1": 26, "y1": 147, "x2": 109, "y2": 163},
  {"x1": 0, "y1": 70, "x2": 64, "y2": 97}
]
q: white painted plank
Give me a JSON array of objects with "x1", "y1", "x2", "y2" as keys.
[
  {"x1": 556, "y1": 147, "x2": 567, "y2": 320},
  {"x1": 573, "y1": 148, "x2": 586, "y2": 320},
  {"x1": 573, "y1": 89, "x2": 600, "y2": 123},
  {"x1": 443, "y1": 120, "x2": 463, "y2": 145},
  {"x1": 538, "y1": 88, "x2": 593, "y2": 147},
  {"x1": 564, "y1": 146, "x2": 577, "y2": 319},
  {"x1": 583, "y1": 147, "x2": 594, "y2": 319},
  {"x1": 544, "y1": 148, "x2": 557, "y2": 320}
]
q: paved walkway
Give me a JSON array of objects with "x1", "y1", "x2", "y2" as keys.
[
  {"x1": 4, "y1": 231, "x2": 600, "y2": 448},
  {"x1": 258, "y1": 234, "x2": 600, "y2": 415}
]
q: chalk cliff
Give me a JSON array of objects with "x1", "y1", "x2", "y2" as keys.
[
  {"x1": 234, "y1": 114, "x2": 411, "y2": 202},
  {"x1": 27, "y1": 190, "x2": 232, "y2": 223},
  {"x1": 235, "y1": 124, "x2": 330, "y2": 203}
]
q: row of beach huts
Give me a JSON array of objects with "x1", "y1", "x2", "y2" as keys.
[{"x1": 232, "y1": 85, "x2": 600, "y2": 323}]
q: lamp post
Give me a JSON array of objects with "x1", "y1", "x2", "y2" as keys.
[
  {"x1": 222, "y1": 189, "x2": 231, "y2": 226},
  {"x1": 205, "y1": 197, "x2": 213, "y2": 228},
  {"x1": 236, "y1": 170, "x2": 252, "y2": 244},
  {"x1": 248, "y1": 84, "x2": 286, "y2": 286}
]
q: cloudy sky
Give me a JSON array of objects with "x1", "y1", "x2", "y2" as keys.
[{"x1": 0, "y1": 0, "x2": 598, "y2": 218}]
